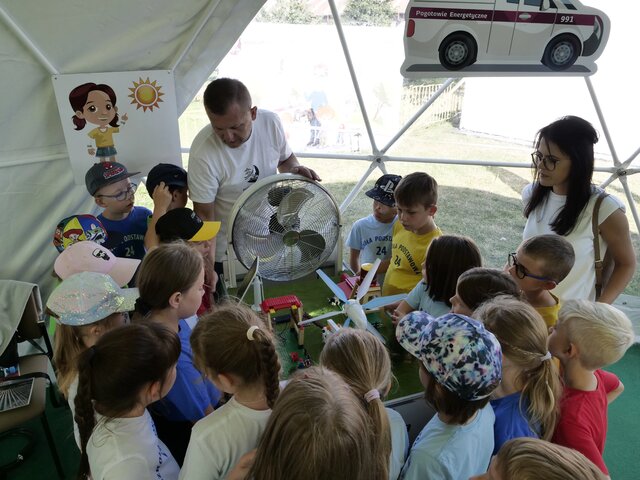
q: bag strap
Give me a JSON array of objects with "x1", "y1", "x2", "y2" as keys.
[{"x1": 592, "y1": 192, "x2": 609, "y2": 299}]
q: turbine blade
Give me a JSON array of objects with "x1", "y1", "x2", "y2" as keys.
[
  {"x1": 316, "y1": 268, "x2": 348, "y2": 303},
  {"x1": 363, "y1": 293, "x2": 408, "y2": 310},
  {"x1": 298, "y1": 310, "x2": 342, "y2": 326},
  {"x1": 365, "y1": 322, "x2": 386, "y2": 344},
  {"x1": 356, "y1": 258, "x2": 381, "y2": 301}
]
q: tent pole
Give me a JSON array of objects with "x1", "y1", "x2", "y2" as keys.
[
  {"x1": 380, "y1": 78, "x2": 456, "y2": 154},
  {"x1": 585, "y1": 76, "x2": 620, "y2": 167},
  {"x1": 0, "y1": 5, "x2": 58, "y2": 74},
  {"x1": 339, "y1": 158, "x2": 384, "y2": 215},
  {"x1": 328, "y1": 0, "x2": 379, "y2": 154}
]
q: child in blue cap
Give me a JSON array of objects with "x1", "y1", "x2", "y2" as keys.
[{"x1": 396, "y1": 311, "x2": 502, "y2": 480}]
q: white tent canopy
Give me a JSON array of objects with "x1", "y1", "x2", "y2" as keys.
[{"x1": 0, "y1": 0, "x2": 264, "y2": 295}]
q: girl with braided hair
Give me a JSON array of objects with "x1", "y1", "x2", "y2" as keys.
[
  {"x1": 74, "y1": 322, "x2": 180, "y2": 480},
  {"x1": 474, "y1": 296, "x2": 563, "y2": 454},
  {"x1": 180, "y1": 303, "x2": 281, "y2": 480}
]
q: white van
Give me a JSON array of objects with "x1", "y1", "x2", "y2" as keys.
[{"x1": 401, "y1": 0, "x2": 609, "y2": 75}]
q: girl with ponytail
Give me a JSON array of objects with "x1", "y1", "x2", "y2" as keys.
[
  {"x1": 320, "y1": 328, "x2": 408, "y2": 480},
  {"x1": 180, "y1": 303, "x2": 282, "y2": 480},
  {"x1": 74, "y1": 322, "x2": 180, "y2": 480},
  {"x1": 474, "y1": 296, "x2": 562, "y2": 453},
  {"x1": 134, "y1": 242, "x2": 221, "y2": 464}
]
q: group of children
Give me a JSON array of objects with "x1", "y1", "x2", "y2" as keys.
[
  {"x1": 41, "y1": 160, "x2": 635, "y2": 479},
  {"x1": 346, "y1": 171, "x2": 635, "y2": 478}
]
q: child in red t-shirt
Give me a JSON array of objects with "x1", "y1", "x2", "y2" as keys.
[{"x1": 549, "y1": 300, "x2": 634, "y2": 475}]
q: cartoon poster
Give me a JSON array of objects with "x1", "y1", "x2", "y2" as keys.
[
  {"x1": 401, "y1": 0, "x2": 610, "y2": 78},
  {"x1": 52, "y1": 70, "x2": 181, "y2": 185}
]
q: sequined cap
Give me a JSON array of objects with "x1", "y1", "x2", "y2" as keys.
[
  {"x1": 47, "y1": 271, "x2": 139, "y2": 326},
  {"x1": 396, "y1": 311, "x2": 502, "y2": 401}
]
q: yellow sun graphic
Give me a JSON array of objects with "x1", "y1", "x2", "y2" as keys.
[{"x1": 128, "y1": 77, "x2": 164, "y2": 112}]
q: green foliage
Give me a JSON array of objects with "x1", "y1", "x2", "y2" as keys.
[
  {"x1": 342, "y1": 0, "x2": 395, "y2": 26},
  {"x1": 257, "y1": 0, "x2": 318, "y2": 24}
]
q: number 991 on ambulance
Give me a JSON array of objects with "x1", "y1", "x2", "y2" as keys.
[{"x1": 400, "y1": 0, "x2": 609, "y2": 75}]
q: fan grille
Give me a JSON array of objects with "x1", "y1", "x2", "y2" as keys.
[{"x1": 231, "y1": 177, "x2": 339, "y2": 281}]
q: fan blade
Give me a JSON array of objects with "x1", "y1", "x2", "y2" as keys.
[
  {"x1": 267, "y1": 185, "x2": 292, "y2": 207},
  {"x1": 277, "y1": 188, "x2": 313, "y2": 228},
  {"x1": 343, "y1": 318, "x2": 351, "y2": 328},
  {"x1": 316, "y1": 268, "x2": 348, "y2": 303},
  {"x1": 365, "y1": 322, "x2": 386, "y2": 344},
  {"x1": 298, "y1": 310, "x2": 343, "y2": 326},
  {"x1": 362, "y1": 293, "x2": 408, "y2": 310},
  {"x1": 297, "y1": 230, "x2": 326, "y2": 261},
  {"x1": 356, "y1": 258, "x2": 382, "y2": 302},
  {"x1": 246, "y1": 232, "x2": 285, "y2": 259}
]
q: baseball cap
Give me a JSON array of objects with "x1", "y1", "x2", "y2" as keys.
[
  {"x1": 365, "y1": 174, "x2": 402, "y2": 207},
  {"x1": 54, "y1": 240, "x2": 140, "y2": 287},
  {"x1": 396, "y1": 312, "x2": 502, "y2": 401},
  {"x1": 53, "y1": 214, "x2": 107, "y2": 253},
  {"x1": 47, "y1": 271, "x2": 139, "y2": 326},
  {"x1": 145, "y1": 163, "x2": 188, "y2": 196},
  {"x1": 155, "y1": 208, "x2": 221, "y2": 242},
  {"x1": 85, "y1": 161, "x2": 140, "y2": 196}
]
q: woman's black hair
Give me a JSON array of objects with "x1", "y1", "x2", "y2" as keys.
[{"x1": 524, "y1": 116, "x2": 598, "y2": 236}]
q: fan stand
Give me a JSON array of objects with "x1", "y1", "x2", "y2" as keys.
[{"x1": 250, "y1": 275, "x2": 264, "y2": 313}]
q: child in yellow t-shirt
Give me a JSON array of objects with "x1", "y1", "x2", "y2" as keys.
[
  {"x1": 506, "y1": 234, "x2": 575, "y2": 328},
  {"x1": 381, "y1": 172, "x2": 442, "y2": 296}
]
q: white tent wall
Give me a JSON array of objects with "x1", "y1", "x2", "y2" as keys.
[{"x1": 0, "y1": 1, "x2": 264, "y2": 297}]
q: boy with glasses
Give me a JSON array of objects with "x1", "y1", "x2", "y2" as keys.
[
  {"x1": 85, "y1": 161, "x2": 151, "y2": 261},
  {"x1": 507, "y1": 234, "x2": 575, "y2": 328}
]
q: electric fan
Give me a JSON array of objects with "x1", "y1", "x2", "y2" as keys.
[{"x1": 227, "y1": 173, "x2": 341, "y2": 308}]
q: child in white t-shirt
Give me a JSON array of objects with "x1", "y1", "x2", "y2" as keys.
[
  {"x1": 179, "y1": 304, "x2": 281, "y2": 480},
  {"x1": 347, "y1": 174, "x2": 401, "y2": 283},
  {"x1": 74, "y1": 322, "x2": 181, "y2": 480}
]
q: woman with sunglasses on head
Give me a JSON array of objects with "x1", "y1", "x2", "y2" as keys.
[{"x1": 522, "y1": 116, "x2": 635, "y2": 303}]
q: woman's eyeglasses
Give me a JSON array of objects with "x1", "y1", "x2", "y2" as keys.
[
  {"x1": 96, "y1": 183, "x2": 137, "y2": 201},
  {"x1": 531, "y1": 151, "x2": 560, "y2": 171},
  {"x1": 508, "y1": 253, "x2": 555, "y2": 283}
]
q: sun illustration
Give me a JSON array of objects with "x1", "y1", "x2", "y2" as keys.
[{"x1": 128, "y1": 77, "x2": 164, "y2": 112}]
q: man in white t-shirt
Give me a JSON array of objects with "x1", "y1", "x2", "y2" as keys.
[{"x1": 188, "y1": 78, "x2": 320, "y2": 278}]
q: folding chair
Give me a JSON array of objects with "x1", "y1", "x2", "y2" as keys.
[{"x1": 0, "y1": 280, "x2": 64, "y2": 479}]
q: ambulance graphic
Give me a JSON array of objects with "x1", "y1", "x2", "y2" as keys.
[{"x1": 401, "y1": 0, "x2": 610, "y2": 76}]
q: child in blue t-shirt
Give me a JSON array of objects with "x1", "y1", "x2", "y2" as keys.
[
  {"x1": 85, "y1": 161, "x2": 151, "y2": 260},
  {"x1": 474, "y1": 296, "x2": 562, "y2": 454},
  {"x1": 396, "y1": 311, "x2": 502, "y2": 480},
  {"x1": 347, "y1": 174, "x2": 401, "y2": 283}
]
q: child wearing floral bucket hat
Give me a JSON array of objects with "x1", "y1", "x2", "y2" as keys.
[
  {"x1": 47, "y1": 271, "x2": 138, "y2": 447},
  {"x1": 396, "y1": 311, "x2": 502, "y2": 480}
]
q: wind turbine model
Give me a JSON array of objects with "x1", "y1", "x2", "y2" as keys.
[{"x1": 298, "y1": 258, "x2": 406, "y2": 343}]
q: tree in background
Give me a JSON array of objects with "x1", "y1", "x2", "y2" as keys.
[
  {"x1": 257, "y1": 0, "x2": 318, "y2": 24},
  {"x1": 343, "y1": 0, "x2": 395, "y2": 26}
]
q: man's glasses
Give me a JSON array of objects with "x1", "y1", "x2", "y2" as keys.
[
  {"x1": 531, "y1": 151, "x2": 560, "y2": 171},
  {"x1": 97, "y1": 183, "x2": 137, "y2": 201},
  {"x1": 508, "y1": 253, "x2": 555, "y2": 283}
]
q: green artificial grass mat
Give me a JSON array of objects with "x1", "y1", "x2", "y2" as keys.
[
  {"x1": 603, "y1": 344, "x2": 640, "y2": 480},
  {"x1": 242, "y1": 268, "x2": 424, "y2": 399}
]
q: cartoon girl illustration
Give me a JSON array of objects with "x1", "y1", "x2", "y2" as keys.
[{"x1": 69, "y1": 83, "x2": 128, "y2": 163}]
